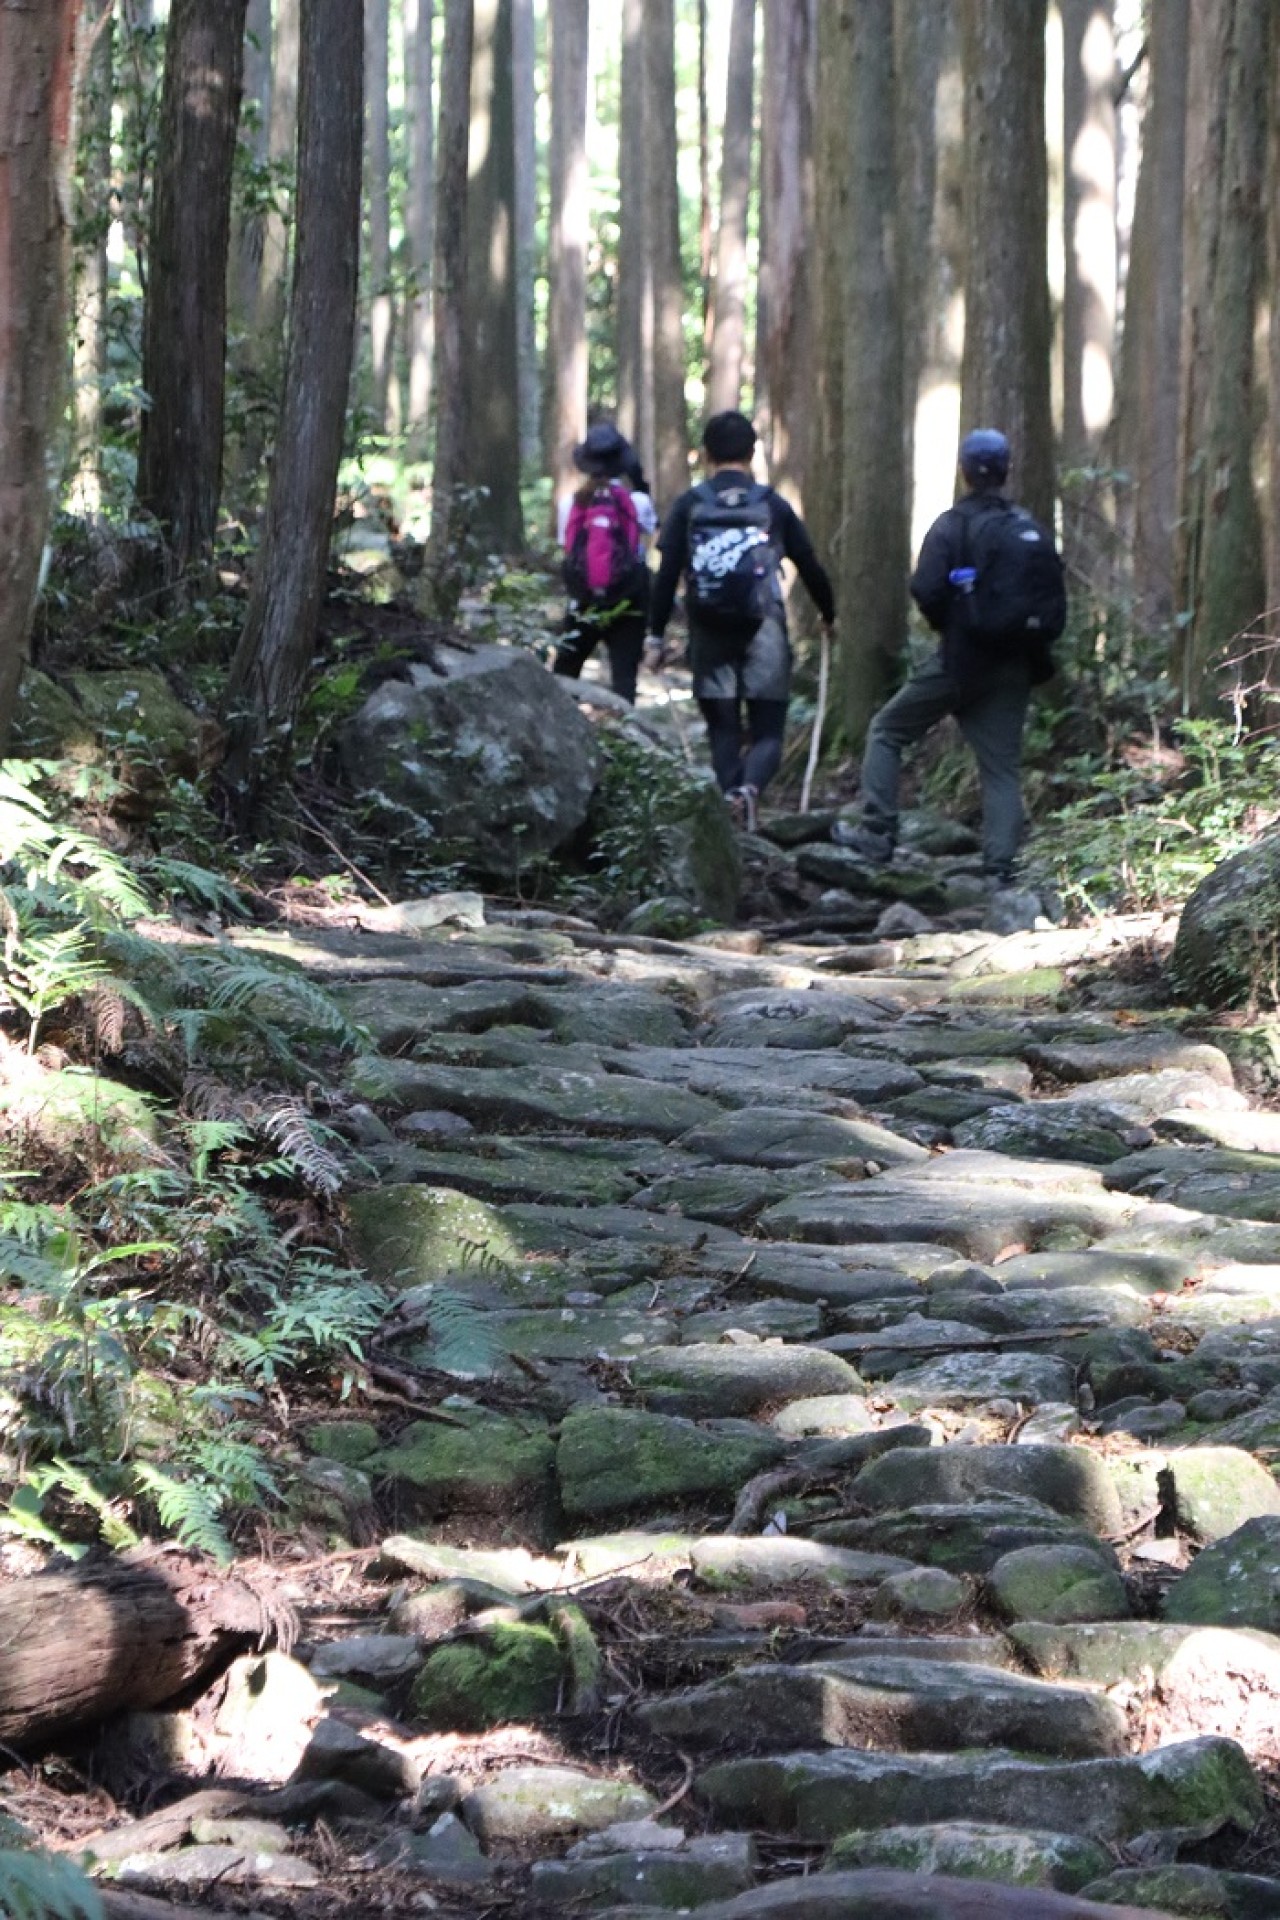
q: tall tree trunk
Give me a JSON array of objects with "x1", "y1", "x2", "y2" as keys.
[
  {"x1": 229, "y1": 0, "x2": 271, "y2": 334},
  {"x1": 698, "y1": 0, "x2": 712, "y2": 337},
  {"x1": 808, "y1": 1, "x2": 851, "y2": 566},
  {"x1": 1183, "y1": 0, "x2": 1269, "y2": 713},
  {"x1": 959, "y1": 0, "x2": 1054, "y2": 525},
  {"x1": 895, "y1": 0, "x2": 946, "y2": 535},
  {"x1": 911, "y1": 13, "x2": 965, "y2": 547},
  {"x1": 645, "y1": 0, "x2": 687, "y2": 508},
  {"x1": 256, "y1": 0, "x2": 300, "y2": 379},
  {"x1": 0, "y1": 0, "x2": 79, "y2": 749},
  {"x1": 616, "y1": 0, "x2": 653, "y2": 485},
  {"x1": 1061, "y1": 0, "x2": 1117, "y2": 574},
  {"x1": 1122, "y1": 0, "x2": 1187, "y2": 629},
  {"x1": 365, "y1": 0, "x2": 394, "y2": 430},
  {"x1": 1267, "y1": 13, "x2": 1280, "y2": 684},
  {"x1": 72, "y1": 0, "x2": 114, "y2": 510},
  {"x1": 223, "y1": 0, "x2": 363, "y2": 801},
  {"x1": 512, "y1": 0, "x2": 540, "y2": 468},
  {"x1": 424, "y1": 0, "x2": 474, "y2": 598},
  {"x1": 459, "y1": 0, "x2": 524, "y2": 550},
  {"x1": 1061, "y1": 0, "x2": 1116, "y2": 469},
  {"x1": 706, "y1": 0, "x2": 755, "y2": 416},
  {"x1": 1175, "y1": 0, "x2": 1233, "y2": 638},
  {"x1": 839, "y1": 0, "x2": 906, "y2": 748},
  {"x1": 756, "y1": 0, "x2": 814, "y2": 508},
  {"x1": 405, "y1": 0, "x2": 435, "y2": 461},
  {"x1": 137, "y1": 0, "x2": 249, "y2": 577},
  {"x1": 546, "y1": 0, "x2": 590, "y2": 505}
]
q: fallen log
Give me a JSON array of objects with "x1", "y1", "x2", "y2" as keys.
[{"x1": 0, "y1": 1552, "x2": 284, "y2": 1751}]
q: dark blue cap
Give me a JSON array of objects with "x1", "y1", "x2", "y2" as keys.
[{"x1": 959, "y1": 428, "x2": 1010, "y2": 484}]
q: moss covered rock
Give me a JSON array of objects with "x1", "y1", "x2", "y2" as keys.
[
  {"x1": 557, "y1": 1406, "x2": 783, "y2": 1521},
  {"x1": 368, "y1": 1408, "x2": 555, "y2": 1521},
  {"x1": 411, "y1": 1622, "x2": 564, "y2": 1730},
  {"x1": 346, "y1": 1184, "x2": 522, "y2": 1290},
  {"x1": 828, "y1": 1821, "x2": 1112, "y2": 1893},
  {"x1": 1173, "y1": 834, "x2": 1280, "y2": 1009},
  {"x1": 987, "y1": 1544, "x2": 1130, "y2": 1625},
  {"x1": 1164, "y1": 1517, "x2": 1280, "y2": 1628}
]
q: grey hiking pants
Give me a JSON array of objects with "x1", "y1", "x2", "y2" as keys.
[{"x1": 859, "y1": 653, "x2": 1031, "y2": 875}]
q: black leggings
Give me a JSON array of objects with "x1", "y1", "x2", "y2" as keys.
[
  {"x1": 698, "y1": 697, "x2": 788, "y2": 795},
  {"x1": 554, "y1": 608, "x2": 646, "y2": 705}
]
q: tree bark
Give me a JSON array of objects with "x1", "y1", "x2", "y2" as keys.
[
  {"x1": 137, "y1": 0, "x2": 249, "y2": 577},
  {"x1": 698, "y1": 0, "x2": 712, "y2": 335},
  {"x1": 0, "y1": 0, "x2": 80, "y2": 750},
  {"x1": 424, "y1": 0, "x2": 474, "y2": 599},
  {"x1": 512, "y1": 0, "x2": 540, "y2": 468},
  {"x1": 959, "y1": 0, "x2": 1054, "y2": 525},
  {"x1": 838, "y1": 0, "x2": 906, "y2": 748},
  {"x1": 546, "y1": 0, "x2": 591, "y2": 505},
  {"x1": 405, "y1": 0, "x2": 435, "y2": 461},
  {"x1": 1183, "y1": 0, "x2": 1269, "y2": 713},
  {"x1": 807, "y1": 0, "x2": 851, "y2": 566},
  {"x1": 756, "y1": 0, "x2": 814, "y2": 509},
  {"x1": 895, "y1": 0, "x2": 946, "y2": 530},
  {"x1": 1267, "y1": 9, "x2": 1280, "y2": 685},
  {"x1": 911, "y1": 12, "x2": 965, "y2": 547},
  {"x1": 223, "y1": 0, "x2": 363, "y2": 801},
  {"x1": 616, "y1": 0, "x2": 653, "y2": 486},
  {"x1": 364, "y1": 0, "x2": 395, "y2": 431},
  {"x1": 1121, "y1": 0, "x2": 1187, "y2": 629},
  {"x1": 706, "y1": 0, "x2": 756, "y2": 416},
  {"x1": 229, "y1": 0, "x2": 271, "y2": 339},
  {"x1": 645, "y1": 0, "x2": 688, "y2": 508},
  {"x1": 0, "y1": 1555, "x2": 272, "y2": 1751},
  {"x1": 459, "y1": 0, "x2": 524, "y2": 550},
  {"x1": 256, "y1": 0, "x2": 300, "y2": 375},
  {"x1": 71, "y1": 0, "x2": 114, "y2": 510}
]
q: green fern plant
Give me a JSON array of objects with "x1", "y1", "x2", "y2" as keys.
[{"x1": 413, "y1": 1285, "x2": 503, "y2": 1377}]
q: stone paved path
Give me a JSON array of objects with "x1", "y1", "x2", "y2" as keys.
[{"x1": 182, "y1": 855, "x2": 1280, "y2": 1915}]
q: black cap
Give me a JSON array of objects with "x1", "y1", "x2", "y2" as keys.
[{"x1": 573, "y1": 424, "x2": 629, "y2": 477}]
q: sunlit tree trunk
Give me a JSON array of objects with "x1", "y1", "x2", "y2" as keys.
[
  {"x1": 1122, "y1": 0, "x2": 1187, "y2": 629},
  {"x1": 1267, "y1": 17, "x2": 1280, "y2": 688},
  {"x1": 698, "y1": 0, "x2": 712, "y2": 337},
  {"x1": 137, "y1": 0, "x2": 249, "y2": 577},
  {"x1": 459, "y1": 0, "x2": 524, "y2": 549},
  {"x1": 513, "y1": 0, "x2": 539, "y2": 468},
  {"x1": 646, "y1": 0, "x2": 687, "y2": 507},
  {"x1": 839, "y1": 0, "x2": 906, "y2": 748},
  {"x1": 546, "y1": 0, "x2": 590, "y2": 506},
  {"x1": 1061, "y1": 0, "x2": 1116, "y2": 574},
  {"x1": 71, "y1": 0, "x2": 114, "y2": 510},
  {"x1": 959, "y1": 0, "x2": 1054, "y2": 525},
  {"x1": 706, "y1": 0, "x2": 755, "y2": 415},
  {"x1": 895, "y1": 0, "x2": 945, "y2": 528},
  {"x1": 617, "y1": 0, "x2": 654, "y2": 486},
  {"x1": 223, "y1": 0, "x2": 363, "y2": 802},
  {"x1": 0, "y1": 0, "x2": 80, "y2": 748},
  {"x1": 405, "y1": 0, "x2": 434, "y2": 460},
  {"x1": 1183, "y1": 0, "x2": 1269, "y2": 713},
  {"x1": 756, "y1": 0, "x2": 814, "y2": 508},
  {"x1": 365, "y1": 0, "x2": 394, "y2": 431},
  {"x1": 424, "y1": 0, "x2": 474, "y2": 592}
]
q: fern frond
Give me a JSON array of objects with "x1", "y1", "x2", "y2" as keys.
[
  {"x1": 0, "y1": 1849, "x2": 102, "y2": 1920},
  {"x1": 132, "y1": 1462, "x2": 232, "y2": 1563},
  {"x1": 254, "y1": 1097, "x2": 345, "y2": 1197},
  {"x1": 419, "y1": 1285, "x2": 503, "y2": 1377}
]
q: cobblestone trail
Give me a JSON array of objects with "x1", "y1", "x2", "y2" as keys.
[{"x1": 99, "y1": 849, "x2": 1280, "y2": 1915}]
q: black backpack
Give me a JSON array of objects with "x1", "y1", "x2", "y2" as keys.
[
  {"x1": 955, "y1": 501, "x2": 1067, "y2": 653},
  {"x1": 685, "y1": 481, "x2": 782, "y2": 632}
]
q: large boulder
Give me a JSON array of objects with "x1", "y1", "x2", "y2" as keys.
[
  {"x1": 339, "y1": 644, "x2": 601, "y2": 879},
  {"x1": 1173, "y1": 834, "x2": 1280, "y2": 1008}
]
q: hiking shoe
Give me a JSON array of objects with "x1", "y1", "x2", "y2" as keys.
[
  {"x1": 726, "y1": 787, "x2": 758, "y2": 832},
  {"x1": 832, "y1": 820, "x2": 894, "y2": 865}
]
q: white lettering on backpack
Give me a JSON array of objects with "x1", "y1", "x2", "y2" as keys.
[{"x1": 692, "y1": 526, "x2": 770, "y2": 579}]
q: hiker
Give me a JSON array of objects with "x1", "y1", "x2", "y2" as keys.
[
  {"x1": 645, "y1": 410, "x2": 835, "y2": 831},
  {"x1": 555, "y1": 423, "x2": 657, "y2": 706},
  {"x1": 841, "y1": 428, "x2": 1065, "y2": 886}
]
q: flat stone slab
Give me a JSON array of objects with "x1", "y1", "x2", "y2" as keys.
[
  {"x1": 1009, "y1": 1621, "x2": 1207, "y2": 1686},
  {"x1": 556, "y1": 1407, "x2": 784, "y2": 1521},
  {"x1": 631, "y1": 1344, "x2": 864, "y2": 1419},
  {"x1": 601, "y1": 1869, "x2": 1189, "y2": 1918},
  {"x1": 996, "y1": 1250, "x2": 1188, "y2": 1294},
  {"x1": 886, "y1": 1352, "x2": 1077, "y2": 1410},
  {"x1": 695, "y1": 1735, "x2": 1263, "y2": 1844},
  {"x1": 531, "y1": 1832, "x2": 754, "y2": 1908},
  {"x1": 759, "y1": 1178, "x2": 1135, "y2": 1264},
  {"x1": 348, "y1": 1057, "x2": 722, "y2": 1138},
  {"x1": 609, "y1": 1048, "x2": 927, "y2": 1108},
  {"x1": 815, "y1": 1499, "x2": 1112, "y2": 1576},
  {"x1": 1164, "y1": 1517, "x2": 1280, "y2": 1629},
  {"x1": 1054, "y1": 1069, "x2": 1248, "y2": 1120},
  {"x1": 851, "y1": 1445, "x2": 1123, "y2": 1535},
  {"x1": 688, "y1": 1537, "x2": 917, "y2": 1591},
  {"x1": 640, "y1": 1656, "x2": 1126, "y2": 1759},
  {"x1": 828, "y1": 1821, "x2": 1113, "y2": 1894},
  {"x1": 675, "y1": 1106, "x2": 929, "y2": 1169},
  {"x1": 1026, "y1": 1036, "x2": 1236, "y2": 1086},
  {"x1": 461, "y1": 1766, "x2": 656, "y2": 1844},
  {"x1": 628, "y1": 1163, "x2": 845, "y2": 1226}
]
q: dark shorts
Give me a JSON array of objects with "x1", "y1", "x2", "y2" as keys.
[{"x1": 689, "y1": 612, "x2": 791, "y2": 702}]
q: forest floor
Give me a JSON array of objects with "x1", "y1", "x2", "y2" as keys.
[{"x1": 6, "y1": 645, "x2": 1280, "y2": 1919}]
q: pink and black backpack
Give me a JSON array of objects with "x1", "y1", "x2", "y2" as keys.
[{"x1": 563, "y1": 482, "x2": 642, "y2": 612}]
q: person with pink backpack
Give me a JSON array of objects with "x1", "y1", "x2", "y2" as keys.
[{"x1": 555, "y1": 423, "x2": 657, "y2": 705}]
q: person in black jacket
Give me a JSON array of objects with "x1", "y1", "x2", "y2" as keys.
[
  {"x1": 645, "y1": 411, "x2": 835, "y2": 831},
  {"x1": 842, "y1": 428, "x2": 1054, "y2": 885}
]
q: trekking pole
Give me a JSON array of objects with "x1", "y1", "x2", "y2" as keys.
[{"x1": 799, "y1": 621, "x2": 832, "y2": 813}]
